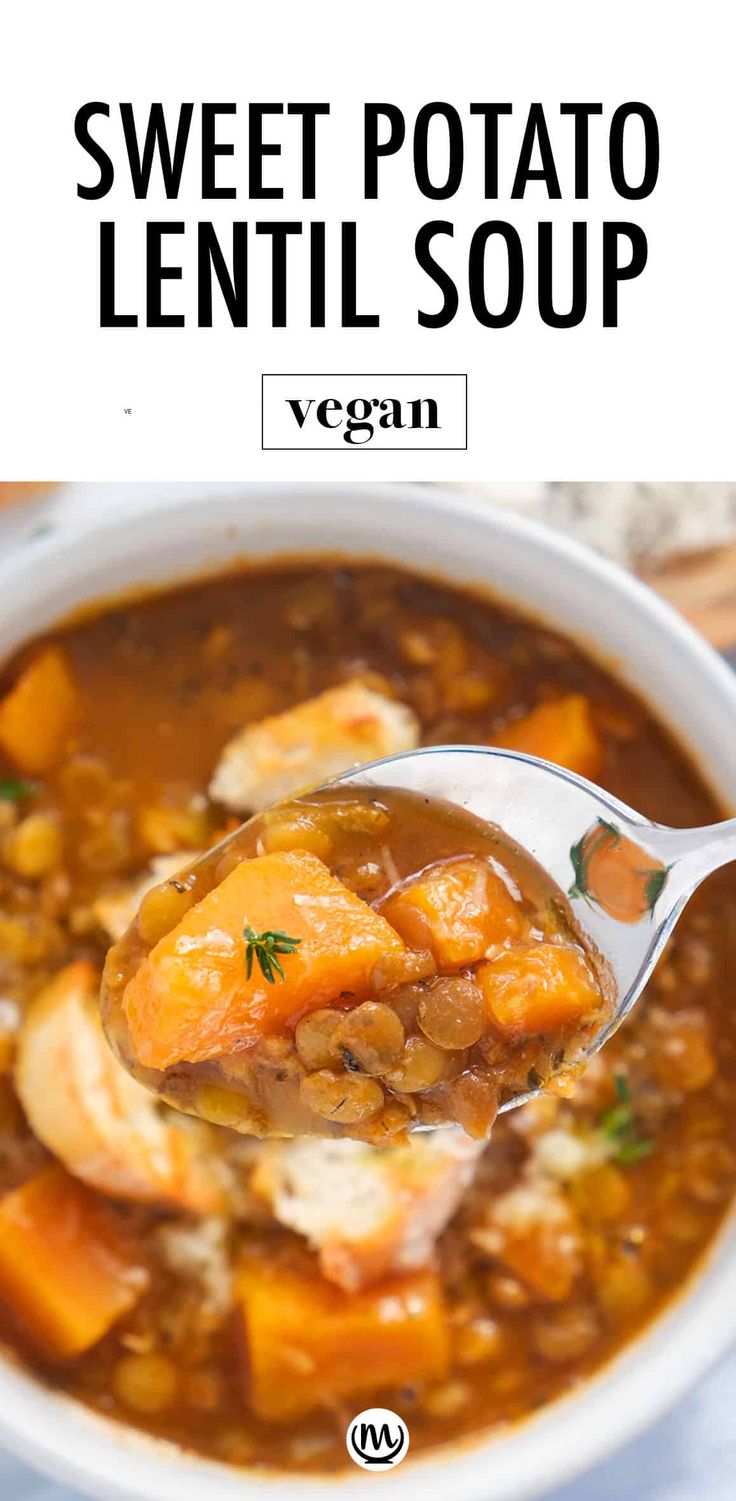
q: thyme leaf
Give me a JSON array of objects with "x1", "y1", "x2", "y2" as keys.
[
  {"x1": 0, "y1": 777, "x2": 35, "y2": 802},
  {"x1": 599, "y1": 1070, "x2": 652, "y2": 1166},
  {"x1": 243, "y1": 925, "x2": 301, "y2": 985}
]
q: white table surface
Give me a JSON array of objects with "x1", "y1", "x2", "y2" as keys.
[{"x1": 1, "y1": 484, "x2": 734, "y2": 1500}]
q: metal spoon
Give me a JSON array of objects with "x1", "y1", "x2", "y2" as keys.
[{"x1": 326, "y1": 744, "x2": 736, "y2": 1115}]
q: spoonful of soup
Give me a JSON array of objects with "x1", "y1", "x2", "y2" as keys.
[{"x1": 100, "y1": 745, "x2": 735, "y2": 1143}]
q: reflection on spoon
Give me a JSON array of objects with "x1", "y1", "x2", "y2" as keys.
[{"x1": 569, "y1": 820, "x2": 669, "y2": 924}]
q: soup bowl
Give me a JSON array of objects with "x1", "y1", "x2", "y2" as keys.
[{"x1": 0, "y1": 481, "x2": 734, "y2": 1501}]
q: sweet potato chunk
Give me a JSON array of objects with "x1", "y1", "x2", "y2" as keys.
[
  {"x1": 123, "y1": 849, "x2": 406, "y2": 1070},
  {"x1": 382, "y1": 857, "x2": 523, "y2": 969},
  {"x1": 0, "y1": 1165, "x2": 148, "y2": 1359},
  {"x1": 0, "y1": 647, "x2": 79, "y2": 775},
  {"x1": 493, "y1": 694, "x2": 602, "y2": 781},
  {"x1": 477, "y1": 942, "x2": 601, "y2": 1036},
  {"x1": 235, "y1": 1255, "x2": 449, "y2": 1420}
]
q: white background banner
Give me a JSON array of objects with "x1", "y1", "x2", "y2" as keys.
[{"x1": 1, "y1": 0, "x2": 733, "y2": 478}]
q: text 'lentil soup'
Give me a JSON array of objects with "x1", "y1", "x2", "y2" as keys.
[{"x1": 0, "y1": 561, "x2": 733, "y2": 1473}]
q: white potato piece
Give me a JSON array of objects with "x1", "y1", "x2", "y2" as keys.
[
  {"x1": 469, "y1": 1178, "x2": 583, "y2": 1302},
  {"x1": 509, "y1": 1095, "x2": 612, "y2": 1178},
  {"x1": 93, "y1": 853, "x2": 197, "y2": 942},
  {"x1": 252, "y1": 1129, "x2": 483, "y2": 1292},
  {"x1": 468, "y1": 1108, "x2": 599, "y2": 1301},
  {"x1": 152, "y1": 1217, "x2": 232, "y2": 1317},
  {"x1": 209, "y1": 677, "x2": 420, "y2": 813},
  {"x1": 15, "y1": 962, "x2": 228, "y2": 1214}
]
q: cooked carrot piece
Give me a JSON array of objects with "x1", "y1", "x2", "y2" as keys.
[
  {"x1": 122, "y1": 849, "x2": 406, "y2": 1071},
  {"x1": 492, "y1": 694, "x2": 602, "y2": 780},
  {"x1": 235, "y1": 1255, "x2": 449, "y2": 1421},
  {"x1": 381, "y1": 856, "x2": 523, "y2": 969},
  {"x1": 477, "y1": 942, "x2": 601, "y2": 1036},
  {"x1": 0, "y1": 647, "x2": 79, "y2": 774},
  {"x1": 0, "y1": 1165, "x2": 148, "y2": 1359}
]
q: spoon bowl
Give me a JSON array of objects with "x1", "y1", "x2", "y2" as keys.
[
  {"x1": 102, "y1": 743, "x2": 736, "y2": 1131},
  {"x1": 327, "y1": 744, "x2": 736, "y2": 1113}
]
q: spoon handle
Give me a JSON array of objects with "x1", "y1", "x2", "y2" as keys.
[{"x1": 648, "y1": 816, "x2": 736, "y2": 895}]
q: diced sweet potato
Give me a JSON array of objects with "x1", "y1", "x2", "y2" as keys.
[
  {"x1": 492, "y1": 694, "x2": 602, "y2": 781},
  {"x1": 0, "y1": 1165, "x2": 148, "y2": 1359},
  {"x1": 0, "y1": 647, "x2": 79, "y2": 775},
  {"x1": 477, "y1": 942, "x2": 601, "y2": 1036},
  {"x1": 381, "y1": 857, "x2": 523, "y2": 969},
  {"x1": 123, "y1": 849, "x2": 406, "y2": 1070},
  {"x1": 235, "y1": 1255, "x2": 449, "y2": 1420}
]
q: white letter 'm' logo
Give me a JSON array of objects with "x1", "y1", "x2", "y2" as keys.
[{"x1": 346, "y1": 1407, "x2": 410, "y2": 1469}]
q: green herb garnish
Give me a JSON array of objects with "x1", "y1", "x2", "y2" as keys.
[
  {"x1": 243, "y1": 925, "x2": 301, "y2": 985},
  {"x1": 615, "y1": 1138, "x2": 654, "y2": 1166},
  {"x1": 599, "y1": 1071, "x2": 653, "y2": 1166},
  {"x1": 0, "y1": 777, "x2": 35, "y2": 802},
  {"x1": 614, "y1": 1071, "x2": 631, "y2": 1104}
]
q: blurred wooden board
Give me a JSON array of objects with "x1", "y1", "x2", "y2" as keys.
[
  {"x1": 644, "y1": 544, "x2": 736, "y2": 653},
  {"x1": 0, "y1": 484, "x2": 54, "y2": 509}
]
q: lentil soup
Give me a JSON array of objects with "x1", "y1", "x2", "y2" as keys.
[{"x1": 0, "y1": 561, "x2": 733, "y2": 1473}]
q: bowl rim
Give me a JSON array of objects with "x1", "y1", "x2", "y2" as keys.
[
  {"x1": 5, "y1": 479, "x2": 736, "y2": 780},
  {"x1": 0, "y1": 480, "x2": 734, "y2": 1501}
]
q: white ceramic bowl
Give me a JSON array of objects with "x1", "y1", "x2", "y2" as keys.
[{"x1": 0, "y1": 482, "x2": 735, "y2": 1501}]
